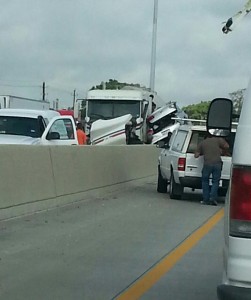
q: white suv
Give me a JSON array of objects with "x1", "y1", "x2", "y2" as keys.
[{"x1": 157, "y1": 123, "x2": 236, "y2": 200}]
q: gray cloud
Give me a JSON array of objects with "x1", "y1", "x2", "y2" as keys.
[{"x1": 0, "y1": 0, "x2": 250, "y2": 108}]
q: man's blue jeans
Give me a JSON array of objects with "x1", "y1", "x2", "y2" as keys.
[{"x1": 201, "y1": 163, "x2": 222, "y2": 202}]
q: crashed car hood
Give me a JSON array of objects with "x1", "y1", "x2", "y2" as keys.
[
  {"x1": 0, "y1": 134, "x2": 40, "y2": 145},
  {"x1": 148, "y1": 104, "x2": 176, "y2": 124},
  {"x1": 90, "y1": 114, "x2": 132, "y2": 145}
]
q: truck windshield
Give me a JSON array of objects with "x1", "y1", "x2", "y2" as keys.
[
  {"x1": 88, "y1": 100, "x2": 140, "y2": 121},
  {"x1": 0, "y1": 116, "x2": 40, "y2": 138}
]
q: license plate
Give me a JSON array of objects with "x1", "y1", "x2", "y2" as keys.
[{"x1": 209, "y1": 179, "x2": 222, "y2": 187}]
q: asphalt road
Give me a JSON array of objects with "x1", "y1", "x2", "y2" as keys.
[{"x1": 0, "y1": 176, "x2": 224, "y2": 300}]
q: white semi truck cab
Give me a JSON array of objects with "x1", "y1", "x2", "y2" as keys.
[
  {"x1": 83, "y1": 88, "x2": 188, "y2": 146},
  {"x1": 84, "y1": 88, "x2": 156, "y2": 145}
]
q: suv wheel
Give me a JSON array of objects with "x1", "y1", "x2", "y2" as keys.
[
  {"x1": 157, "y1": 166, "x2": 167, "y2": 193},
  {"x1": 169, "y1": 172, "x2": 183, "y2": 199}
]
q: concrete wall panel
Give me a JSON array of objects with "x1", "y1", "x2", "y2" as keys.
[
  {"x1": 0, "y1": 145, "x2": 160, "y2": 220},
  {"x1": 0, "y1": 146, "x2": 56, "y2": 210}
]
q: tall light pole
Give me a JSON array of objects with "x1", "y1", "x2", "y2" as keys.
[{"x1": 149, "y1": 0, "x2": 158, "y2": 93}]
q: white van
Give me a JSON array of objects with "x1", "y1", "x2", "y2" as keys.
[
  {"x1": 0, "y1": 109, "x2": 78, "y2": 145},
  {"x1": 205, "y1": 96, "x2": 251, "y2": 300}
]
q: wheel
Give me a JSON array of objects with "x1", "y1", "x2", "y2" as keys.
[
  {"x1": 169, "y1": 172, "x2": 183, "y2": 199},
  {"x1": 157, "y1": 166, "x2": 167, "y2": 193}
]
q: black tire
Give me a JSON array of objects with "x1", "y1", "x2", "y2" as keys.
[
  {"x1": 157, "y1": 166, "x2": 167, "y2": 193},
  {"x1": 169, "y1": 172, "x2": 183, "y2": 199}
]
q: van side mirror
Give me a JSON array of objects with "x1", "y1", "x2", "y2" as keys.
[{"x1": 207, "y1": 98, "x2": 233, "y2": 137}]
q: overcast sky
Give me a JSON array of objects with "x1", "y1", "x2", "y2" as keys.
[{"x1": 0, "y1": 0, "x2": 251, "y2": 109}]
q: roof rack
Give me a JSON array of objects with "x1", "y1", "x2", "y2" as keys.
[
  {"x1": 172, "y1": 117, "x2": 206, "y2": 125},
  {"x1": 172, "y1": 117, "x2": 239, "y2": 128}
]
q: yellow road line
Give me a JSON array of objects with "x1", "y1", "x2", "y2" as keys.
[{"x1": 116, "y1": 208, "x2": 224, "y2": 300}]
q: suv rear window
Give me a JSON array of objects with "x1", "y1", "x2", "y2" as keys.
[
  {"x1": 187, "y1": 131, "x2": 206, "y2": 153},
  {"x1": 187, "y1": 130, "x2": 236, "y2": 156}
]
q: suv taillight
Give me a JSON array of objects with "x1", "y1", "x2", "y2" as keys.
[
  {"x1": 230, "y1": 165, "x2": 251, "y2": 238},
  {"x1": 178, "y1": 157, "x2": 186, "y2": 171}
]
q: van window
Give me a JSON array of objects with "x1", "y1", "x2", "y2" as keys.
[{"x1": 171, "y1": 130, "x2": 187, "y2": 152}]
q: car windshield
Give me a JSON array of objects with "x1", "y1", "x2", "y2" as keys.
[
  {"x1": 0, "y1": 116, "x2": 40, "y2": 138},
  {"x1": 88, "y1": 100, "x2": 140, "y2": 121}
]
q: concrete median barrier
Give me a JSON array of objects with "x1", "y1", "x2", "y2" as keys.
[{"x1": 0, "y1": 145, "x2": 160, "y2": 220}]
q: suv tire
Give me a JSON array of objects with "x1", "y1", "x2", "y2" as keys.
[
  {"x1": 157, "y1": 166, "x2": 167, "y2": 193},
  {"x1": 169, "y1": 172, "x2": 183, "y2": 200}
]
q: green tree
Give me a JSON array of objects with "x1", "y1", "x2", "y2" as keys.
[
  {"x1": 90, "y1": 79, "x2": 143, "y2": 90},
  {"x1": 229, "y1": 88, "x2": 245, "y2": 117},
  {"x1": 182, "y1": 101, "x2": 210, "y2": 119}
]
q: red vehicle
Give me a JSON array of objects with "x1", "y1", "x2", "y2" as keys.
[{"x1": 57, "y1": 109, "x2": 74, "y2": 118}]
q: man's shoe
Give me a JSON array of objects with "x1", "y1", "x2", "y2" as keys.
[
  {"x1": 210, "y1": 200, "x2": 218, "y2": 206},
  {"x1": 200, "y1": 200, "x2": 210, "y2": 205}
]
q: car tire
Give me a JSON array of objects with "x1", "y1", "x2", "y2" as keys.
[
  {"x1": 169, "y1": 172, "x2": 183, "y2": 199},
  {"x1": 157, "y1": 166, "x2": 167, "y2": 193}
]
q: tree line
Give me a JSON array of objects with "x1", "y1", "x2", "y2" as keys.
[
  {"x1": 90, "y1": 79, "x2": 244, "y2": 120},
  {"x1": 182, "y1": 88, "x2": 244, "y2": 120}
]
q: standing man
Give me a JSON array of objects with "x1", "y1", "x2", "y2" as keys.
[
  {"x1": 76, "y1": 122, "x2": 87, "y2": 145},
  {"x1": 194, "y1": 133, "x2": 229, "y2": 206}
]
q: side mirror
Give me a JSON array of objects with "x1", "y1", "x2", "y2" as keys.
[
  {"x1": 156, "y1": 140, "x2": 169, "y2": 149},
  {"x1": 207, "y1": 98, "x2": 233, "y2": 137},
  {"x1": 136, "y1": 117, "x2": 143, "y2": 124},
  {"x1": 141, "y1": 100, "x2": 149, "y2": 119},
  {"x1": 47, "y1": 132, "x2": 60, "y2": 140}
]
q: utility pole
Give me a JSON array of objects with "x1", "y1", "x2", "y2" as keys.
[
  {"x1": 149, "y1": 0, "x2": 158, "y2": 93},
  {"x1": 73, "y1": 89, "x2": 76, "y2": 109},
  {"x1": 42, "y1": 82, "x2": 46, "y2": 101}
]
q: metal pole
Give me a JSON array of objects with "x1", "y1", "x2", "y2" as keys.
[
  {"x1": 73, "y1": 89, "x2": 76, "y2": 109},
  {"x1": 42, "y1": 82, "x2": 46, "y2": 101},
  {"x1": 149, "y1": 0, "x2": 158, "y2": 93}
]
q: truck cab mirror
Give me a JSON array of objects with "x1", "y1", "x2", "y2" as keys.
[
  {"x1": 85, "y1": 116, "x2": 90, "y2": 123},
  {"x1": 136, "y1": 117, "x2": 143, "y2": 124},
  {"x1": 141, "y1": 100, "x2": 149, "y2": 119},
  {"x1": 207, "y1": 98, "x2": 233, "y2": 137}
]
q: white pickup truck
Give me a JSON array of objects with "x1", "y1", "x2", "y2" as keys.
[
  {"x1": 157, "y1": 123, "x2": 236, "y2": 199},
  {"x1": 0, "y1": 109, "x2": 78, "y2": 145}
]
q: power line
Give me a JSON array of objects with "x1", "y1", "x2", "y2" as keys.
[
  {"x1": 0, "y1": 83, "x2": 40, "y2": 87},
  {"x1": 47, "y1": 86, "x2": 72, "y2": 95}
]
